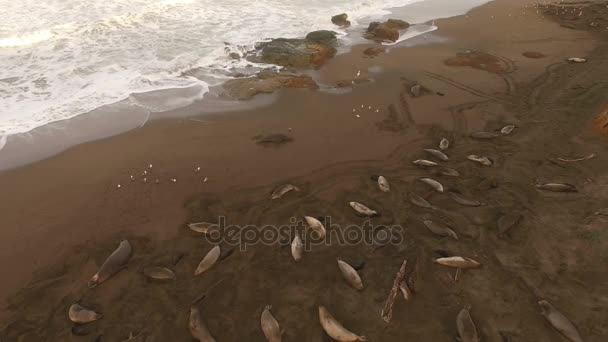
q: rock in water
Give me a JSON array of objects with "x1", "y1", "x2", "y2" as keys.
[
  {"x1": 318, "y1": 306, "x2": 367, "y2": 341},
  {"x1": 423, "y1": 220, "x2": 458, "y2": 240},
  {"x1": 331, "y1": 13, "x2": 351, "y2": 27},
  {"x1": 189, "y1": 306, "x2": 217, "y2": 342},
  {"x1": 349, "y1": 202, "x2": 378, "y2": 217},
  {"x1": 271, "y1": 184, "x2": 300, "y2": 200},
  {"x1": 306, "y1": 30, "x2": 337, "y2": 45},
  {"x1": 365, "y1": 19, "x2": 410, "y2": 42},
  {"x1": 257, "y1": 33, "x2": 337, "y2": 68},
  {"x1": 261, "y1": 305, "x2": 282, "y2": 342},
  {"x1": 69, "y1": 304, "x2": 102, "y2": 323},
  {"x1": 88, "y1": 240, "x2": 132, "y2": 288},
  {"x1": 434, "y1": 256, "x2": 481, "y2": 269},
  {"x1": 424, "y1": 149, "x2": 449, "y2": 161},
  {"x1": 419, "y1": 178, "x2": 444, "y2": 193},
  {"x1": 194, "y1": 246, "x2": 221, "y2": 276},
  {"x1": 439, "y1": 138, "x2": 449, "y2": 150},
  {"x1": 456, "y1": 305, "x2": 480, "y2": 342},
  {"x1": 337, "y1": 259, "x2": 364, "y2": 290},
  {"x1": 224, "y1": 72, "x2": 318, "y2": 100},
  {"x1": 539, "y1": 300, "x2": 583, "y2": 342},
  {"x1": 377, "y1": 176, "x2": 390, "y2": 192},
  {"x1": 143, "y1": 267, "x2": 176, "y2": 280},
  {"x1": 291, "y1": 235, "x2": 303, "y2": 262},
  {"x1": 535, "y1": 183, "x2": 577, "y2": 192}
]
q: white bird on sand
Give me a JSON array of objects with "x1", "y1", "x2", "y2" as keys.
[{"x1": 356, "y1": 69, "x2": 361, "y2": 78}]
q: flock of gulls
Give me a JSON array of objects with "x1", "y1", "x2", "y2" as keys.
[{"x1": 67, "y1": 122, "x2": 591, "y2": 342}]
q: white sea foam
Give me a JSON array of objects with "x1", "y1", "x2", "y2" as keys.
[{"x1": 0, "y1": 0, "x2": 488, "y2": 136}]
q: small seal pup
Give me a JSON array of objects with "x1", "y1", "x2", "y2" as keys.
[
  {"x1": 456, "y1": 305, "x2": 480, "y2": 342},
  {"x1": 88, "y1": 240, "x2": 132, "y2": 288},
  {"x1": 189, "y1": 306, "x2": 217, "y2": 342},
  {"x1": 539, "y1": 300, "x2": 583, "y2": 342},
  {"x1": 69, "y1": 304, "x2": 102, "y2": 323},
  {"x1": 319, "y1": 306, "x2": 367, "y2": 341},
  {"x1": 260, "y1": 305, "x2": 283, "y2": 342}
]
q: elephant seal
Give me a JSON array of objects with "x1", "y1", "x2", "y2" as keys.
[{"x1": 88, "y1": 240, "x2": 132, "y2": 288}]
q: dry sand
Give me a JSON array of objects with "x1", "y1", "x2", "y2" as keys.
[{"x1": 1, "y1": 0, "x2": 608, "y2": 341}]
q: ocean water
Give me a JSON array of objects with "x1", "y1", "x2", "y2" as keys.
[{"x1": 0, "y1": 0, "x2": 489, "y2": 137}]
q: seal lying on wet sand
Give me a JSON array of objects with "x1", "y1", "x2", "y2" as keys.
[{"x1": 88, "y1": 240, "x2": 132, "y2": 288}]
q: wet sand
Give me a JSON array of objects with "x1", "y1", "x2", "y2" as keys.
[{"x1": 1, "y1": 0, "x2": 608, "y2": 341}]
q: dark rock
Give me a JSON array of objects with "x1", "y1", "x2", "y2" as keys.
[
  {"x1": 228, "y1": 52, "x2": 240, "y2": 60},
  {"x1": 254, "y1": 134, "x2": 293, "y2": 145},
  {"x1": 522, "y1": 51, "x2": 546, "y2": 59},
  {"x1": 305, "y1": 30, "x2": 337, "y2": 45},
  {"x1": 363, "y1": 47, "x2": 384, "y2": 57},
  {"x1": 366, "y1": 19, "x2": 410, "y2": 42},
  {"x1": 331, "y1": 13, "x2": 351, "y2": 27},
  {"x1": 256, "y1": 33, "x2": 337, "y2": 68},
  {"x1": 223, "y1": 71, "x2": 318, "y2": 100}
]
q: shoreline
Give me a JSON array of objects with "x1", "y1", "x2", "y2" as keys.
[
  {"x1": 2, "y1": 0, "x2": 608, "y2": 340},
  {"x1": 0, "y1": 0, "x2": 491, "y2": 172}
]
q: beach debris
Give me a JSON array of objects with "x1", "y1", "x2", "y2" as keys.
[
  {"x1": 69, "y1": 304, "x2": 102, "y2": 323},
  {"x1": 189, "y1": 306, "x2": 216, "y2": 342},
  {"x1": 434, "y1": 256, "x2": 480, "y2": 269},
  {"x1": 539, "y1": 300, "x2": 583, "y2": 342},
  {"x1": 319, "y1": 306, "x2": 367, "y2": 341},
  {"x1": 410, "y1": 84, "x2": 422, "y2": 97},
  {"x1": 449, "y1": 192, "x2": 483, "y2": 207},
  {"x1": 195, "y1": 166, "x2": 201, "y2": 173},
  {"x1": 424, "y1": 148, "x2": 449, "y2": 161},
  {"x1": 408, "y1": 192, "x2": 435, "y2": 209},
  {"x1": 439, "y1": 138, "x2": 449, "y2": 150},
  {"x1": 291, "y1": 235, "x2": 303, "y2": 262},
  {"x1": 556, "y1": 153, "x2": 596, "y2": 163},
  {"x1": 467, "y1": 155, "x2": 493, "y2": 166},
  {"x1": 349, "y1": 201, "x2": 378, "y2": 217},
  {"x1": 304, "y1": 216, "x2": 327, "y2": 239},
  {"x1": 567, "y1": 57, "x2": 587, "y2": 63},
  {"x1": 337, "y1": 259, "x2": 364, "y2": 290},
  {"x1": 261, "y1": 305, "x2": 282, "y2": 342},
  {"x1": 456, "y1": 305, "x2": 480, "y2": 342},
  {"x1": 143, "y1": 267, "x2": 176, "y2": 280},
  {"x1": 471, "y1": 131, "x2": 500, "y2": 139},
  {"x1": 419, "y1": 178, "x2": 444, "y2": 193},
  {"x1": 433, "y1": 167, "x2": 460, "y2": 177},
  {"x1": 188, "y1": 222, "x2": 217, "y2": 234},
  {"x1": 377, "y1": 176, "x2": 390, "y2": 192},
  {"x1": 194, "y1": 246, "x2": 221, "y2": 276},
  {"x1": 381, "y1": 258, "x2": 408, "y2": 323},
  {"x1": 413, "y1": 159, "x2": 439, "y2": 167},
  {"x1": 271, "y1": 184, "x2": 300, "y2": 200},
  {"x1": 423, "y1": 219, "x2": 459, "y2": 240},
  {"x1": 535, "y1": 182, "x2": 577, "y2": 192},
  {"x1": 88, "y1": 240, "x2": 132, "y2": 288},
  {"x1": 399, "y1": 281, "x2": 412, "y2": 301},
  {"x1": 477, "y1": 177, "x2": 498, "y2": 190},
  {"x1": 501, "y1": 125, "x2": 516, "y2": 135}
]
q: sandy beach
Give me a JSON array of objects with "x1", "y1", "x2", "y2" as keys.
[{"x1": 1, "y1": 0, "x2": 608, "y2": 341}]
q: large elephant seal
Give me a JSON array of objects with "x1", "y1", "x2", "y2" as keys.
[{"x1": 88, "y1": 240, "x2": 132, "y2": 288}]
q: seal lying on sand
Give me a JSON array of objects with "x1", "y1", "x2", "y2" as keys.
[
  {"x1": 539, "y1": 300, "x2": 583, "y2": 342},
  {"x1": 189, "y1": 306, "x2": 217, "y2": 342},
  {"x1": 456, "y1": 305, "x2": 480, "y2": 342},
  {"x1": 319, "y1": 306, "x2": 367, "y2": 341},
  {"x1": 260, "y1": 305, "x2": 283, "y2": 342},
  {"x1": 88, "y1": 240, "x2": 132, "y2": 288}
]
